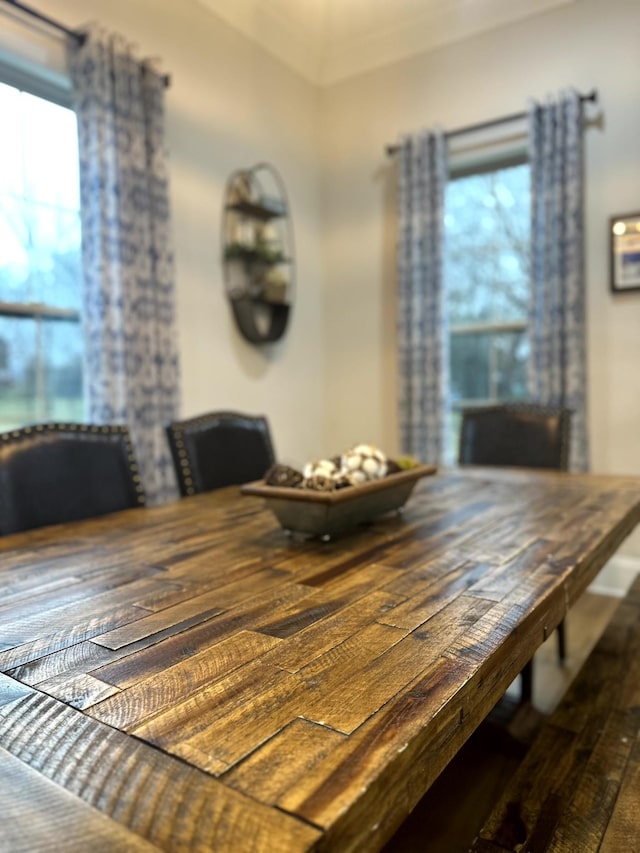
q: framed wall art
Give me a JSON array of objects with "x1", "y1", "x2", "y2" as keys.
[{"x1": 610, "y1": 212, "x2": 640, "y2": 293}]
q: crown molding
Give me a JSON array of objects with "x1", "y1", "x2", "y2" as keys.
[
  {"x1": 320, "y1": 0, "x2": 576, "y2": 85},
  {"x1": 195, "y1": 0, "x2": 577, "y2": 87},
  {"x1": 193, "y1": 0, "x2": 323, "y2": 83}
]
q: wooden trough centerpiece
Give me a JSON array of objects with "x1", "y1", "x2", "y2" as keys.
[{"x1": 241, "y1": 464, "x2": 437, "y2": 538}]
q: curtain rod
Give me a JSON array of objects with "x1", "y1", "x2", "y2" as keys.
[
  {"x1": 1, "y1": 0, "x2": 171, "y2": 88},
  {"x1": 385, "y1": 89, "x2": 598, "y2": 157},
  {"x1": 2, "y1": 0, "x2": 83, "y2": 44}
]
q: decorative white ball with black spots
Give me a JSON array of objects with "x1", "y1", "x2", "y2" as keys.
[
  {"x1": 341, "y1": 444, "x2": 388, "y2": 484},
  {"x1": 303, "y1": 458, "x2": 339, "y2": 480}
]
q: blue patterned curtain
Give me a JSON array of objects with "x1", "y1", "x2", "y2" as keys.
[
  {"x1": 528, "y1": 90, "x2": 588, "y2": 471},
  {"x1": 397, "y1": 131, "x2": 450, "y2": 465},
  {"x1": 70, "y1": 30, "x2": 180, "y2": 503}
]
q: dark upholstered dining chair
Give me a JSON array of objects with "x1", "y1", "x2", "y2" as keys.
[
  {"x1": 0, "y1": 423, "x2": 145, "y2": 537},
  {"x1": 458, "y1": 402, "x2": 572, "y2": 703},
  {"x1": 458, "y1": 403, "x2": 571, "y2": 471},
  {"x1": 166, "y1": 411, "x2": 276, "y2": 497}
]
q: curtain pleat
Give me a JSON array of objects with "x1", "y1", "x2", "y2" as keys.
[
  {"x1": 70, "y1": 30, "x2": 180, "y2": 502},
  {"x1": 528, "y1": 90, "x2": 588, "y2": 471},
  {"x1": 397, "y1": 130, "x2": 449, "y2": 465}
]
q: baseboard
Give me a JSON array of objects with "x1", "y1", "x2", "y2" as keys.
[{"x1": 589, "y1": 554, "x2": 640, "y2": 598}]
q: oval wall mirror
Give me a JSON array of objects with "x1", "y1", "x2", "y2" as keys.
[{"x1": 222, "y1": 163, "x2": 294, "y2": 344}]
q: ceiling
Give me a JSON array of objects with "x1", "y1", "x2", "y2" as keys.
[{"x1": 194, "y1": 0, "x2": 575, "y2": 85}]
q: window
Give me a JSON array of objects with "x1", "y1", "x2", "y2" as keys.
[
  {"x1": 0, "y1": 79, "x2": 83, "y2": 431},
  {"x1": 444, "y1": 158, "x2": 531, "y2": 444}
]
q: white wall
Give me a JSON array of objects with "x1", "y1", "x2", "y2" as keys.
[
  {"x1": 319, "y1": 0, "x2": 640, "y2": 557},
  {"x1": 33, "y1": 0, "x2": 327, "y2": 469}
]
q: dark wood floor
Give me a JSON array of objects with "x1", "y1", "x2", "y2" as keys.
[{"x1": 383, "y1": 591, "x2": 621, "y2": 853}]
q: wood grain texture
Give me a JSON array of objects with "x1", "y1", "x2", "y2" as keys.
[
  {"x1": 0, "y1": 691, "x2": 321, "y2": 852},
  {"x1": 471, "y1": 574, "x2": 640, "y2": 853},
  {"x1": 0, "y1": 748, "x2": 160, "y2": 852},
  {"x1": 0, "y1": 468, "x2": 639, "y2": 851}
]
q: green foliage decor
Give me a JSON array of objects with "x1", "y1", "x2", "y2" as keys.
[{"x1": 224, "y1": 242, "x2": 285, "y2": 265}]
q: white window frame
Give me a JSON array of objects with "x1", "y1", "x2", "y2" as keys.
[
  {"x1": 450, "y1": 321, "x2": 529, "y2": 410},
  {"x1": 446, "y1": 147, "x2": 531, "y2": 415},
  {"x1": 0, "y1": 62, "x2": 82, "y2": 425}
]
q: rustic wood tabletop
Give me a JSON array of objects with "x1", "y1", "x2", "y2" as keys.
[{"x1": 1, "y1": 467, "x2": 639, "y2": 852}]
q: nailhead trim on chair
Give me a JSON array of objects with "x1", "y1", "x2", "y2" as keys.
[
  {"x1": 0, "y1": 422, "x2": 146, "y2": 505},
  {"x1": 167, "y1": 411, "x2": 272, "y2": 497},
  {"x1": 167, "y1": 430, "x2": 195, "y2": 496}
]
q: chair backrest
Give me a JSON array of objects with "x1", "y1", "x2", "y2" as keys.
[
  {"x1": 166, "y1": 411, "x2": 276, "y2": 496},
  {"x1": 458, "y1": 403, "x2": 571, "y2": 471},
  {"x1": 0, "y1": 423, "x2": 145, "y2": 536}
]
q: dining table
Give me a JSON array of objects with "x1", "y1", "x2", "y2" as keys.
[{"x1": 1, "y1": 466, "x2": 639, "y2": 852}]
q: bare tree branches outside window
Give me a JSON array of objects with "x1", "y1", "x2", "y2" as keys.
[
  {"x1": 444, "y1": 162, "x2": 531, "y2": 419},
  {"x1": 0, "y1": 81, "x2": 83, "y2": 429}
]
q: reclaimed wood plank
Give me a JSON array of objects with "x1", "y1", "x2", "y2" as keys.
[
  {"x1": 172, "y1": 623, "x2": 408, "y2": 770},
  {"x1": 224, "y1": 718, "x2": 346, "y2": 803},
  {"x1": 0, "y1": 748, "x2": 161, "y2": 852},
  {"x1": 379, "y1": 557, "x2": 492, "y2": 628},
  {"x1": 374, "y1": 501, "x2": 504, "y2": 571},
  {"x1": 277, "y1": 652, "x2": 485, "y2": 848},
  {"x1": 464, "y1": 538, "x2": 559, "y2": 602},
  {"x1": 0, "y1": 575, "x2": 165, "y2": 647},
  {"x1": 37, "y1": 672, "x2": 121, "y2": 710},
  {"x1": 88, "y1": 582, "x2": 311, "y2": 689},
  {"x1": 7, "y1": 641, "x2": 120, "y2": 686},
  {"x1": 261, "y1": 589, "x2": 406, "y2": 673},
  {"x1": 253, "y1": 562, "x2": 401, "y2": 638},
  {"x1": 600, "y1": 733, "x2": 640, "y2": 853},
  {"x1": 294, "y1": 594, "x2": 492, "y2": 733},
  {"x1": 87, "y1": 630, "x2": 281, "y2": 730},
  {"x1": 91, "y1": 567, "x2": 292, "y2": 650},
  {"x1": 0, "y1": 604, "x2": 155, "y2": 671},
  {"x1": 0, "y1": 563, "x2": 166, "y2": 624},
  {"x1": 131, "y1": 659, "x2": 301, "y2": 753},
  {"x1": 0, "y1": 672, "x2": 34, "y2": 707},
  {"x1": 0, "y1": 691, "x2": 321, "y2": 852}
]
